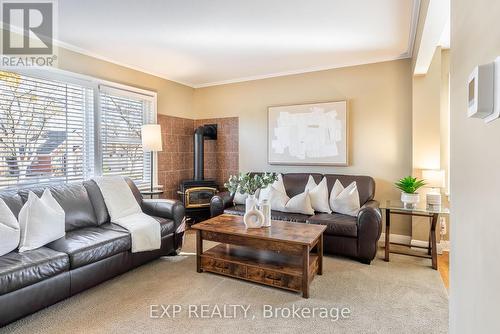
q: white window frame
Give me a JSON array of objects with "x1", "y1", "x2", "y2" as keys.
[{"x1": 4, "y1": 67, "x2": 159, "y2": 188}]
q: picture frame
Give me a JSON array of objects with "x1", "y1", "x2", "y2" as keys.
[{"x1": 268, "y1": 100, "x2": 349, "y2": 166}]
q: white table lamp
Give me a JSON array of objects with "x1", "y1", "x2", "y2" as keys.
[
  {"x1": 141, "y1": 124, "x2": 163, "y2": 192},
  {"x1": 422, "y1": 169, "x2": 445, "y2": 209}
]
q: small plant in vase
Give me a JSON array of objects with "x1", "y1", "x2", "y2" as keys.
[
  {"x1": 395, "y1": 176, "x2": 426, "y2": 208},
  {"x1": 225, "y1": 172, "x2": 277, "y2": 214}
]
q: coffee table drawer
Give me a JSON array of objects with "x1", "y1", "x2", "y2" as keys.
[
  {"x1": 202, "y1": 257, "x2": 230, "y2": 274},
  {"x1": 273, "y1": 273, "x2": 302, "y2": 291},
  {"x1": 202, "y1": 257, "x2": 247, "y2": 278},
  {"x1": 247, "y1": 267, "x2": 275, "y2": 285},
  {"x1": 247, "y1": 267, "x2": 302, "y2": 291}
]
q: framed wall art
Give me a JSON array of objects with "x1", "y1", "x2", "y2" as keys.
[{"x1": 268, "y1": 100, "x2": 349, "y2": 166}]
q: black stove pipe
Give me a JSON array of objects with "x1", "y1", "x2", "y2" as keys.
[{"x1": 194, "y1": 126, "x2": 204, "y2": 180}]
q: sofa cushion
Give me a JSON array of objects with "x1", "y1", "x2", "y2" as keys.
[
  {"x1": 100, "y1": 216, "x2": 175, "y2": 237},
  {"x1": 46, "y1": 227, "x2": 131, "y2": 269},
  {"x1": 0, "y1": 189, "x2": 24, "y2": 219},
  {"x1": 0, "y1": 247, "x2": 69, "y2": 295},
  {"x1": 307, "y1": 213, "x2": 358, "y2": 237},
  {"x1": 83, "y1": 178, "x2": 143, "y2": 226},
  {"x1": 282, "y1": 173, "x2": 323, "y2": 197},
  {"x1": 101, "y1": 217, "x2": 174, "y2": 238},
  {"x1": 83, "y1": 180, "x2": 111, "y2": 226},
  {"x1": 224, "y1": 205, "x2": 310, "y2": 223},
  {"x1": 151, "y1": 216, "x2": 176, "y2": 236},
  {"x1": 19, "y1": 183, "x2": 98, "y2": 231}
]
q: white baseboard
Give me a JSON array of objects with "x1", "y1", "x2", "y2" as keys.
[
  {"x1": 379, "y1": 233, "x2": 411, "y2": 245},
  {"x1": 410, "y1": 239, "x2": 447, "y2": 255},
  {"x1": 379, "y1": 234, "x2": 449, "y2": 255},
  {"x1": 439, "y1": 240, "x2": 450, "y2": 252}
]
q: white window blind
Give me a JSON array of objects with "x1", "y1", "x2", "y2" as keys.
[
  {"x1": 0, "y1": 71, "x2": 156, "y2": 190},
  {"x1": 0, "y1": 71, "x2": 94, "y2": 188},
  {"x1": 99, "y1": 86, "x2": 154, "y2": 185}
]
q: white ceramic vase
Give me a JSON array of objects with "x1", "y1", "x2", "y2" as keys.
[
  {"x1": 244, "y1": 204, "x2": 264, "y2": 228},
  {"x1": 245, "y1": 194, "x2": 258, "y2": 214},
  {"x1": 401, "y1": 192, "x2": 420, "y2": 208}
]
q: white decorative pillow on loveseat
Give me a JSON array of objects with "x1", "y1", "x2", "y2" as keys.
[
  {"x1": 233, "y1": 187, "x2": 260, "y2": 205},
  {"x1": 258, "y1": 174, "x2": 286, "y2": 203},
  {"x1": 329, "y1": 179, "x2": 361, "y2": 217},
  {"x1": 18, "y1": 190, "x2": 66, "y2": 252},
  {"x1": 305, "y1": 176, "x2": 332, "y2": 213},
  {"x1": 0, "y1": 199, "x2": 20, "y2": 256},
  {"x1": 267, "y1": 186, "x2": 315, "y2": 215}
]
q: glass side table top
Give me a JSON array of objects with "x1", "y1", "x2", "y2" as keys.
[{"x1": 380, "y1": 200, "x2": 450, "y2": 215}]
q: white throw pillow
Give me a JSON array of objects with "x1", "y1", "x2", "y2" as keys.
[
  {"x1": 0, "y1": 199, "x2": 20, "y2": 256},
  {"x1": 93, "y1": 176, "x2": 142, "y2": 220},
  {"x1": 233, "y1": 191, "x2": 247, "y2": 205},
  {"x1": 305, "y1": 176, "x2": 332, "y2": 213},
  {"x1": 233, "y1": 188, "x2": 260, "y2": 205},
  {"x1": 285, "y1": 189, "x2": 315, "y2": 215},
  {"x1": 18, "y1": 190, "x2": 66, "y2": 252},
  {"x1": 267, "y1": 185, "x2": 289, "y2": 211},
  {"x1": 268, "y1": 186, "x2": 315, "y2": 215},
  {"x1": 329, "y1": 180, "x2": 361, "y2": 217},
  {"x1": 259, "y1": 174, "x2": 286, "y2": 202}
]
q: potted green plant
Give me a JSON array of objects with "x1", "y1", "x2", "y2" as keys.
[
  {"x1": 395, "y1": 176, "x2": 426, "y2": 208},
  {"x1": 225, "y1": 172, "x2": 277, "y2": 213}
]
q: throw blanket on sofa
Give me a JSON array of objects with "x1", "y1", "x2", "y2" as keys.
[{"x1": 93, "y1": 176, "x2": 161, "y2": 252}]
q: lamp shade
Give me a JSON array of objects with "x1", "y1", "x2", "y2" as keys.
[
  {"x1": 422, "y1": 169, "x2": 445, "y2": 188},
  {"x1": 141, "y1": 124, "x2": 163, "y2": 152}
]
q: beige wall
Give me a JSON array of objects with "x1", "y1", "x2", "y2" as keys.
[
  {"x1": 194, "y1": 59, "x2": 413, "y2": 236},
  {"x1": 57, "y1": 47, "x2": 194, "y2": 119},
  {"x1": 411, "y1": 47, "x2": 450, "y2": 243},
  {"x1": 450, "y1": 0, "x2": 500, "y2": 332},
  {"x1": 413, "y1": 48, "x2": 442, "y2": 171},
  {"x1": 440, "y1": 49, "x2": 450, "y2": 196}
]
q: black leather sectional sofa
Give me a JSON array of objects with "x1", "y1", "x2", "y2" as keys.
[
  {"x1": 0, "y1": 178, "x2": 185, "y2": 326},
  {"x1": 210, "y1": 173, "x2": 382, "y2": 264}
]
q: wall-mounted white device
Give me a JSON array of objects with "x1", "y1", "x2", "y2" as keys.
[
  {"x1": 485, "y1": 57, "x2": 500, "y2": 123},
  {"x1": 467, "y1": 57, "x2": 500, "y2": 123}
]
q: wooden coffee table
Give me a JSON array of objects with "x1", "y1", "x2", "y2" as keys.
[{"x1": 192, "y1": 214, "x2": 326, "y2": 298}]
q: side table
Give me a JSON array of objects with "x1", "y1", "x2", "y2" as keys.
[
  {"x1": 380, "y1": 200, "x2": 449, "y2": 270},
  {"x1": 140, "y1": 190, "x2": 164, "y2": 199}
]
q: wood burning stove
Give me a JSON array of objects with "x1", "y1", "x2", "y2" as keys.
[
  {"x1": 178, "y1": 124, "x2": 218, "y2": 223},
  {"x1": 179, "y1": 181, "x2": 217, "y2": 209}
]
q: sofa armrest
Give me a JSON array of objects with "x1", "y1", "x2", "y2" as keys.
[
  {"x1": 210, "y1": 191, "x2": 235, "y2": 217},
  {"x1": 142, "y1": 199, "x2": 185, "y2": 231},
  {"x1": 356, "y1": 200, "x2": 382, "y2": 263}
]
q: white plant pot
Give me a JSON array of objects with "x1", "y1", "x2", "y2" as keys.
[
  {"x1": 245, "y1": 194, "x2": 258, "y2": 214},
  {"x1": 401, "y1": 192, "x2": 420, "y2": 208}
]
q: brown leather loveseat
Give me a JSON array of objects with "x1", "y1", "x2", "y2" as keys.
[
  {"x1": 210, "y1": 173, "x2": 382, "y2": 264},
  {"x1": 0, "y1": 178, "x2": 185, "y2": 327}
]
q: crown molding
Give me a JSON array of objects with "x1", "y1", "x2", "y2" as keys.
[
  {"x1": 20, "y1": 0, "x2": 422, "y2": 89},
  {"x1": 54, "y1": 40, "x2": 197, "y2": 88},
  {"x1": 193, "y1": 0, "x2": 422, "y2": 88},
  {"x1": 404, "y1": 0, "x2": 421, "y2": 59},
  {"x1": 193, "y1": 54, "x2": 412, "y2": 88}
]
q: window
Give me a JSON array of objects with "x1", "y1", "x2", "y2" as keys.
[
  {"x1": 0, "y1": 70, "x2": 156, "y2": 189},
  {"x1": 99, "y1": 86, "x2": 154, "y2": 183},
  {"x1": 0, "y1": 71, "x2": 94, "y2": 188}
]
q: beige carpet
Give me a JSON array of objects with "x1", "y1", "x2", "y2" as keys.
[{"x1": 1, "y1": 233, "x2": 448, "y2": 334}]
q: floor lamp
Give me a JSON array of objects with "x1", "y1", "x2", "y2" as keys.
[{"x1": 141, "y1": 124, "x2": 163, "y2": 192}]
